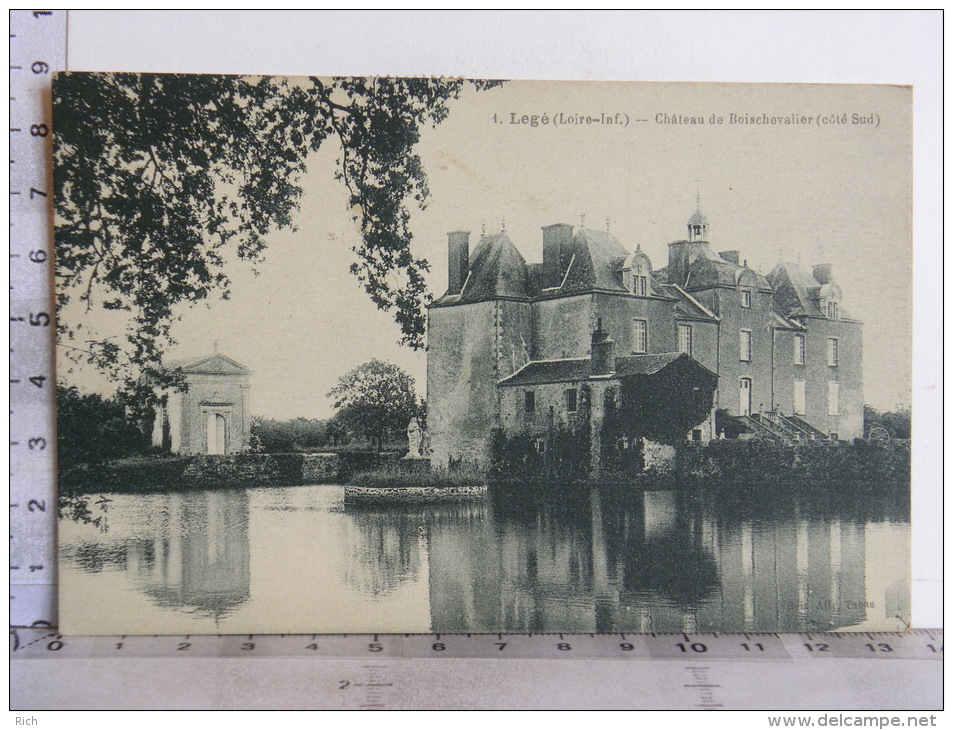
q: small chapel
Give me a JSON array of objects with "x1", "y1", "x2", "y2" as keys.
[{"x1": 151, "y1": 349, "x2": 252, "y2": 456}]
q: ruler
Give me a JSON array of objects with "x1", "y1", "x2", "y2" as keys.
[
  {"x1": 9, "y1": 628, "x2": 944, "y2": 661},
  {"x1": 9, "y1": 9, "x2": 67, "y2": 629},
  {"x1": 10, "y1": 629, "x2": 943, "y2": 710}
]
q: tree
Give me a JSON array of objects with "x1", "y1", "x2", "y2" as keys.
[
  {"x1": 327, "y1": 360, "x2": 419, "y2": 452},
  {"x1": 56, "y1": 384, "x2": 147, "y2": 470},
  {"x1": 864, "y1": 405, "x2": 911, "y2": 440},
  {"x1": 54, "y1": 73, "x2": 501, "y2": 401},
  {"x1": 250, "y1": 416, "x2": 331, "y2": 453}
]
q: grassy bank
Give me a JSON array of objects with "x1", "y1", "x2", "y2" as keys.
[{"x1": 351, "y1": 464, "x2": 486, "y2": 489}]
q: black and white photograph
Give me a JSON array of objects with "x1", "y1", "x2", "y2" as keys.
[{"x1": 53, "y1": 74, "x2": 912, "y2": 635}]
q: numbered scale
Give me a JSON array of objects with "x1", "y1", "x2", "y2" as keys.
[
  {"x1": 9, "y1": 628, "x2": 944, "y2": 661},
  {"x1": 9, "y1": 9, "x2": 67, "y2": 628},
  {"x1": 10, "y1": 629, "x2": 942, "y2": 709}
]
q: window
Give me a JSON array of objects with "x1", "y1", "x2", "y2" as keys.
[
  {"x1": 828, "y1": 381, "x2": 839, "y2": 416},
  {"x1": 633, "y1": 275, "x2": 648, "y2": 296},
  {"x1": 827, "y1": 337, "x2": 839, "y2": 367},
  {"x1": 691, "y1": 429, "x2": 703, "y2": 442},
  {"x1": 632, "y1": 319, "x2": 647, "y2": 353},
  {"x1": 794, "y1": 380, "x2": 806, "y2": 415},
  {"x1": 794, "y1": 334, "x2": 805, "y2": 365},
  {"x1": 827, "y1": 301, "x2": 839, "y2": 319},
  {"x1": 741, "y1": 289, "x2": 752, "y2": 308},
  {"x1": 678, "y1": 324, "x2": 693, "y2": 356},
  {"x1": 829, "y1": 432, "x2": 839, "y2": 441},
  {"x1": 565, "y1": 388, "x2": 578, "y2": 413},
  {"x1": 524, "y1": 390, "x2": 535, "y2": 415},
  {"x1": 739, "y1": 329, "x2": 752, "y2": 362}
]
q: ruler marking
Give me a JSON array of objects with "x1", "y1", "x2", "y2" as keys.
[
  {"x1": 8, "y1": 629, "x2": 943, "y2": 660},
  {"x1": 9, "y1": 8, "x2": 66, "y2": 629}
]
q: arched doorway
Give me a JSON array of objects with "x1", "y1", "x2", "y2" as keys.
[{"x1": 207, "y1": 412, "x2": 227, "y2": 455}]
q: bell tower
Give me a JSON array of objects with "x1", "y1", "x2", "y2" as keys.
[{"x1": 687, "y1": 192, "x2": 709, "y2": 242}]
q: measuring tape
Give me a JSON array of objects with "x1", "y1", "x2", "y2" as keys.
[
  {"x1": 9, "y1": 9, "x2": 67, "y2": 629},
  {"x1": 9, "y1": 628, "x2": 944, "y2": 660},
  {"x1": 9, "y1": 629, "x2": 943, "y2": 709}
]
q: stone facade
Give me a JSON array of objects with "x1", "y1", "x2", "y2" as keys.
[
  {"x1": 152, "y1": 353, "x2": 252, "y2": 456},
  {"x1": 427, "y1": 206, "x2": 864, "y2": 471}
]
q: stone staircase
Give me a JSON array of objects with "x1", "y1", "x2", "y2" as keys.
[{"x1": 731, "y1": 411, "x2": 827, "y2": 444}]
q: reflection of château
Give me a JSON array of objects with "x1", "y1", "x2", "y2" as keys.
[
  {"x1": 422, "y1": 488, "x2": 876, "y2": 633},
  {"x1": 338, "y1": 508, "x2": 425, "y2": 598}
]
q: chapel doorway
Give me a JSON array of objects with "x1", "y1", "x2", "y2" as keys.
[{"x1": 207, "y1": 412, "x2": 227, "y2": 455}]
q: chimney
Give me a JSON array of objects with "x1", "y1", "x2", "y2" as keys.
[
  {"x1": 542, "y1": 223, "x2": 574, "y2": 289},
  {"x1": 591, "y1": 318, "x2": 617, "y2": 375},
  {"x1": 719, "y1": 250, "x2": 740, "y2": 265},
  {"x1": 447, "y1": 231, "x2": 470, "y2": 295},
  {"x1": 812, "y1": 263, "x2": 832, "y2": 284},
  {"x1": 667, "y1": 241, "x2": 691, "y2": 287}
]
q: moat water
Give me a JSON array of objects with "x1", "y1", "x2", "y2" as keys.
[{"x1": 58, "y1": 483, "x2": 910, "y2": 634}]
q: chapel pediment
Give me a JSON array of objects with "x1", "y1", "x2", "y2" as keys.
[{"x1": 170, "y1": 353, "x2": 252, "y2": 376}]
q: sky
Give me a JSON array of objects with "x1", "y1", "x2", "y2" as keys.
[{"x1": 60, "y1": 80, "x2": 912, "y2": 419}]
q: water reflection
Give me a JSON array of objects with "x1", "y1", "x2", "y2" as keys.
[
  {"x1": 62, "y1": 491, "x2": 250, "y2": 620},
  {"x1": 59, "y1": 482, "x2": 909, "y2": 633}
]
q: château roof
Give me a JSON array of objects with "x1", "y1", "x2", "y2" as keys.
[
  {"x1": 498, "y1": 352, "x2": 697, "y2": 387},
  {"x1": 558, "y1": 228, "x2": 630, "y2": 293},
  {"x1": 666, "y1": 241, "x2": 772, "y2": 292},
  {"x1": 436, "y1": 232, "x2": 530, "y2": 305},
  {"x1": 659, "y1": 283, "x2": 720, "y2": 322},
  {"x1": 766, "y1": 261, "x2": 854, "y2": 320}
]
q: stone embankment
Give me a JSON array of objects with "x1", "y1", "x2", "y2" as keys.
[
  {"x1": 60, "y1": 452, "x2": 397, "y2": 493},
  {"x1": 343, "y1": 485, "x2": 487, "y2": 505}
]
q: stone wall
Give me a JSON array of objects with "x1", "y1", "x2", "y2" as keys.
[
  {"x1": 344, "y1": 485, "x2": 487, "y2": 505},
  {"x1": 60, "y1": 452, "x2": 360, "y2": 494}
]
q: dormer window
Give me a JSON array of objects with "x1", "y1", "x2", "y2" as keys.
[
  {"x1": 827, "y1": 301, "x2": 839, "y2": 319},
  {"x1": 741, "y1": 289, "x2": 751, "y2": 308},
  {"x1": 625, "y1": 254, "x2": 652, "y2": 297}
]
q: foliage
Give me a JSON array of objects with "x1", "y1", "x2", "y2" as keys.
[
  {"x1": 251, "y1": 416, "x2": 331, "y2": 453},
  {"x1": 327, "y1": 360, "x2": 420, "y2": 452},
  {"x1": 617, "y1": 364, "x2": 717, "y2": 445},
  {"x1": 57, "y1": 493, "x2": 111, "y2": 531},
  {"x1": 56, "y1": 384, "x2": 147, "y2": 470},
  {"x1": 600, "y1": 389, "x2": 645, "y2": 476},
  {"x1": 673, "y1": 439, "x2": 911, "y2": 487},
  {"x1": 54, "y1": 73, "x2": 502, "y2": 401},
  {"x1": 489, "y1": 422, "x2": 591, "y2": 483},
  {"x1": 864, "y1": 405, "x2": 911, "y2": 440}
]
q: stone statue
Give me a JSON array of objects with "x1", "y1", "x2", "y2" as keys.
[{"x1": 405, "y1": 417, "x2": 423, "y2": 459}]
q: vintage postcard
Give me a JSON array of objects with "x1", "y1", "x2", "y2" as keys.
[{"x1": 54, "y1": 75, "x2": 911, "y2": 635}]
